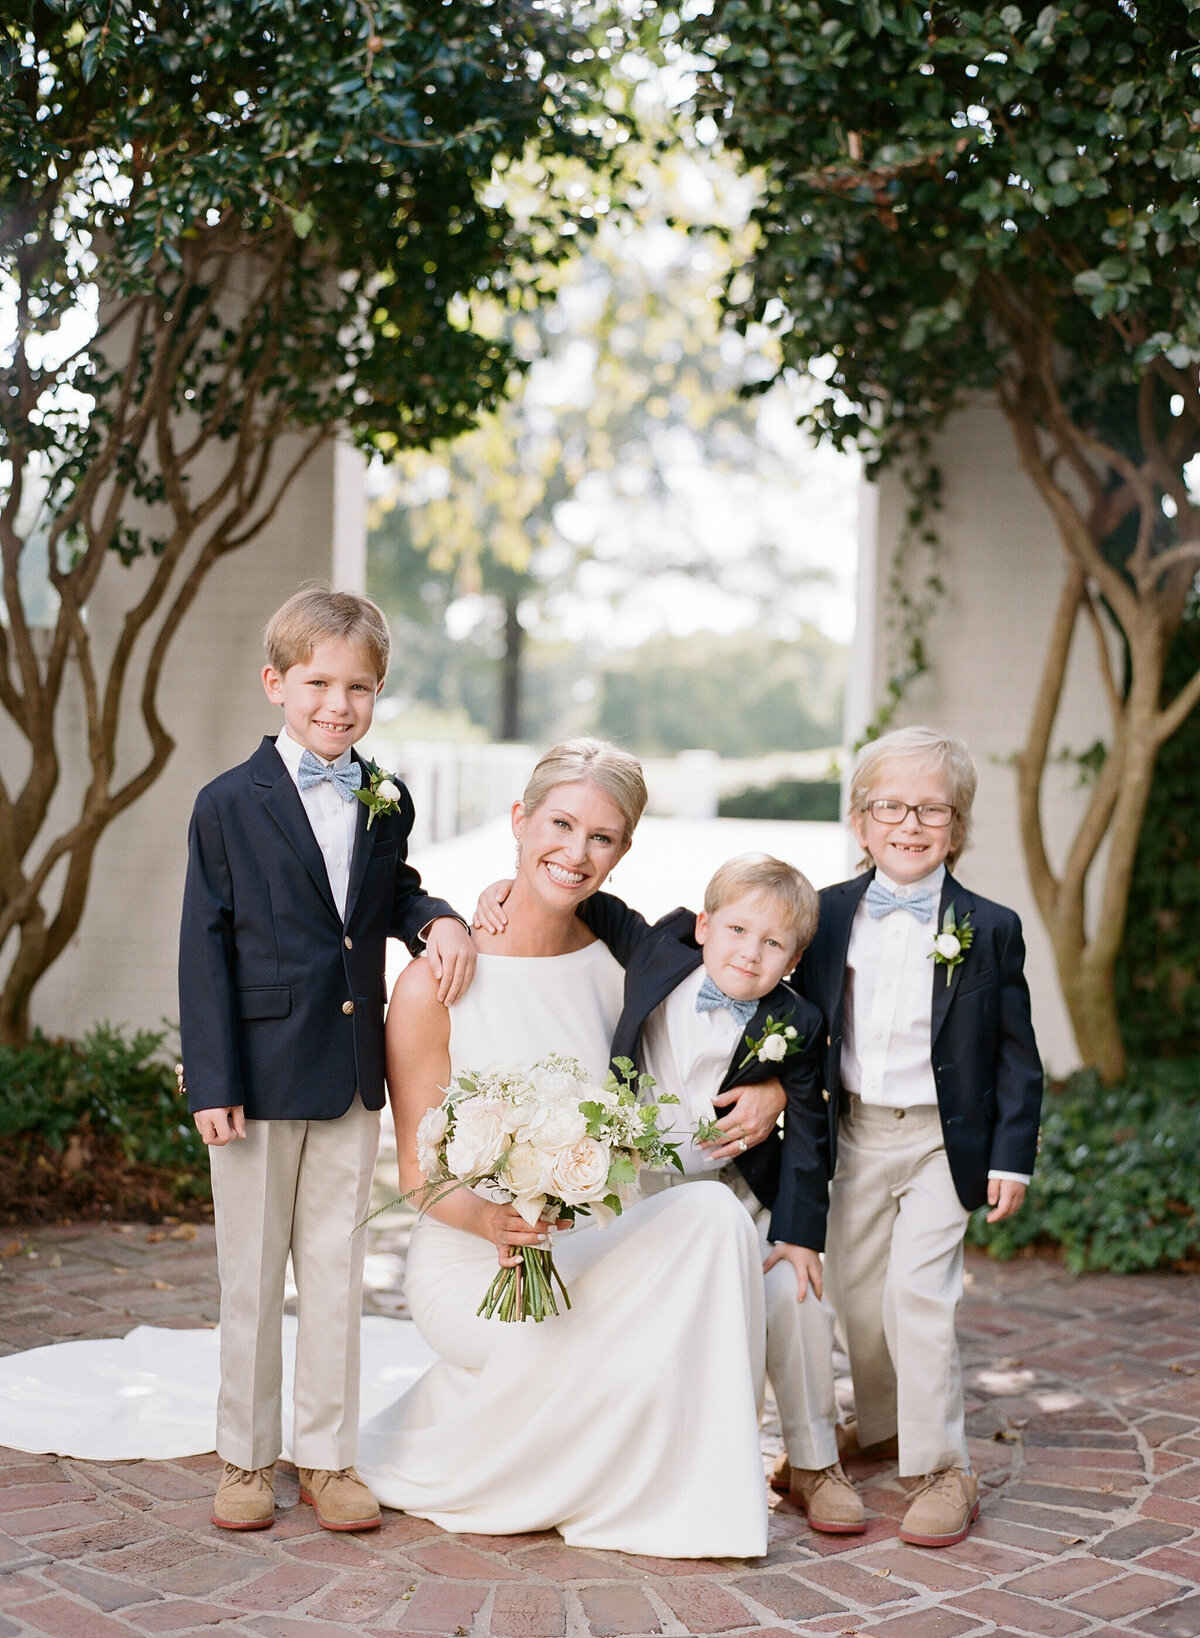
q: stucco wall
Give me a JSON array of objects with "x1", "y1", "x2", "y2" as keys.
[
  {"x1": 14, "y1": 439, "x2": 365, "y2": 1042},
  {"x1": 849, "y1": 399, "x2": 1113, "y2": 1076}
]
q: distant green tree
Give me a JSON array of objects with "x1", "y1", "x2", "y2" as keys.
[
  {"x1": 679, "y1": 0, "x2": 1200, "y2": 1079},
  {"x1": 369, "y1": 130, "x2": 846, "y2": 740},
  {"x1": 0, "y1": 0, "x2": 641, "y2": 1042}
]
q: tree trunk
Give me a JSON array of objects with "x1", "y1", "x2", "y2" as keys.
[{"x1": 499, "y1": 592, "x2": 523, "y2": 742}]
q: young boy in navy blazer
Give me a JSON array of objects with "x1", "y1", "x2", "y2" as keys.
[
  {"x1": 480, "y1": 853, "x2": 858, "y2": 1532},
  {"x1": 793, "y1": 726, "x2": 1042, "y2": 1547},
  {"x1": 179, "y1": 588, "x2": 474, "y2": 1534}
]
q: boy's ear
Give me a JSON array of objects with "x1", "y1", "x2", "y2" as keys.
[
  {"x1": 694, "y1": 909, "x2": 709, "y2": 946},
  {"x1": 849, "y1": 806, "x2": 871, "y2": 858},
  {"x1": 262, "y1": 664, "x2": 285, "y2": 706}
]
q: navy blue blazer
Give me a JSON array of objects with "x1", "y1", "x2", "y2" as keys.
[
  {"x1": 794, "y1": 868, "x2": 1043, "y2": 1212},
  {"x1": 579, "y1": 893, "x2": 832, "y2": 1250},
  {"x1": 178, "y1": 736, "x2": 458, "y2": 1121}
]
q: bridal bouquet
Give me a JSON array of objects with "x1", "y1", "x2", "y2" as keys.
[{"x1": 414, "y1": 1054, "x2": 682, "y2": 1323}]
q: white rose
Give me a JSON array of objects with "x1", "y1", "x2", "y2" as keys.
[
  {"x1": 376, "y1": 778, "x2": 401, "y2": 802},
  {"x1": 502, "y1": 1141, "x2": 553, "y2": 1201},
  {"x1": 934, "y1": 932, "x2": 962, "y2": 960},
  {"x1": 516, "y1": 1100, "x2": 588, "y2": 1151},
  {"x1": 415, "y1": 1104, "x2": 449, "y2": 1176},
  {"x1": 445, "y1": 1098, "x2": 510, "y2": 1178},
  {"x1": 550, "y1": 1138, "x2": 612, "y2": 1205},
  {"x1": 784, "y1": 1025, "x2": 798, "y2": 1040},
  {"x1": 758, "y1": 1033, "x2": 788, "y2": 1063}
]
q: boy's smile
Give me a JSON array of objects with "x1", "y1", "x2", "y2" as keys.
[
  {"x1": 851, "y1": 759, "x2": 955, "y2": 886},
  {"x1": 262, "y1": 636, "x2": 383, "y2": 761},
  {"x1": 695, "y1": 891, "x2": 799, "y2": 1003}
]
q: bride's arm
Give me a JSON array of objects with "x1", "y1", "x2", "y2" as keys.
[{"x1": 385, "y1": 960, "x2": 554, "y2": 1268}]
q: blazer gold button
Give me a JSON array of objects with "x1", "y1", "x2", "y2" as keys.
[
  {"x1": 894, "y1": 1107, "x2": 905, "y2": 1119},
  {"x1": 344, "y1": 936, "x2": 353, "y2": 950},
  {"x1": 822, "y1": 1089, "x2": 830, "y2": 1103},
  {"x1": 826, "y1": 1033, "x2": 832, "y2": 1047},
  {"x1": 342, "y1": 1000, "x2": 355, "y2": 1015}
]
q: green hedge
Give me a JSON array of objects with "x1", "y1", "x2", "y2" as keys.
[
  {"x1": 718, "y1": 778, "x2": 841, "y2": 822},
  {"x1": 0, "y1": 1024, "x2": 209, "y2": 1216},
  {"x1": 967, "y1": 1061, "x2": 1200, "y2": 1273}
]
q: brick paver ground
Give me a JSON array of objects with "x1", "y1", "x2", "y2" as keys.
[{"x1": 1, "y1": 1208, "x2": 1198, "y2": 1638}]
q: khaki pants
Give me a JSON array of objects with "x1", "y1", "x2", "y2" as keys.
[
  {"x1": 824, "y1": 1096, "x2": 970, "y2": 1477},
  {"x1": 209, "y1": 1096, "x2": 381, "y2": 1471},
  {"x1": 642, "y1": 1165, "x2": 839, "y2": 1471}
]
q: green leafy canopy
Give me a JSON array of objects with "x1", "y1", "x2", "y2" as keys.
[{"x1": 680, "y1": 0, "x2": 1200, "y2": 469}]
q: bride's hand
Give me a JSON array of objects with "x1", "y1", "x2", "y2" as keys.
[
  {"x1": 703, "y1": 1078, "x2": 787, "y2": 1160},
  {"x1": 473, "y1": 878, "x2": 513, "y2": 934},
  {"x1": 484, "y1": 1202, "x2": 567, "y2": 1267}
]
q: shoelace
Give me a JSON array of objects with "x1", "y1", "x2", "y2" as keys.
[{"x1": 909, "y1": 1467, "x2": 964, "y2": 1501}]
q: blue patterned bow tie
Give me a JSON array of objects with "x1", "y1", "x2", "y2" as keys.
[
  {"x1": 297, "y1": 748, "x2": 362, "y2": 803},
  {"x1": 696, "y1": 973, "x2": 758, "y2": 1028},
  {"x1": 864, "y1": 878, "x2": 934, "y2": 922}
]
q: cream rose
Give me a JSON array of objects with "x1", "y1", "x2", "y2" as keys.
[
  {"x1": 550, "y1": 1137, "x2": 612, "y2": 1205},
  {"x1": 758, "y1": 1033, "x2": 788, "y2": 1063},
  {"x1": 415, "y1": 1103, "x2": 449, "y2": 1176},
  {"x1": 503, "y1": 1141, "x2": 552, "y2": 1200},
  {"x1": 516, "y1": 1100, "x2": 588, "y2": 1152},
  {"x1": 934, "y1": 932, "x2": 963, "y2": 961},
  {"x1": 375, "y1": 778, "x2": 402, "y2": 802},
  {"x1": 445, "y1": 1098, "x2": 510, "y2": 1178}
]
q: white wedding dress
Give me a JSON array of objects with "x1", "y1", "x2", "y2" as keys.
[{"x1": 0, "y1": 940, "x2": 767, "y2": 1559}]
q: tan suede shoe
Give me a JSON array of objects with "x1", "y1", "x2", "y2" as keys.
[
  {"x1": 836, "y1": 1416, "x2": 900, "y2": 1462},
  {"x1": 212, "y1": 1462, "x2": 276, "y2": 1530},
  {"x1": 899, "y1": 1467, "x2": 979, "y2": 1547},
  {"x1": 788, "y1": 1461, "x2": 866, "y2": 1534},
  {"x1": 298, "y1": 1466, "x2": 382, "y2": 1531}
]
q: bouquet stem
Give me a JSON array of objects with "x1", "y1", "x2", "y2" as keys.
[{"x1": 477, "y1": 1246, "x2": 573, "y2": 1323}]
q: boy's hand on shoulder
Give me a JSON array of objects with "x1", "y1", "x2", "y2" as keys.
[
  {"x1": 193, "y1": 1106, "x2": 246, "y2": 1146},
  {"x1": 986, "y1": 1177, "x2": 1027, "y2": 1222},
  {"x1": 763, "y1": 1241, "x2": 823, "y2": 1301},
  {"x1": 472, "y1": 878, "x2": 513, "y2": 934},
  {"x1": 425, "y1": 917, "x2": 477, "y2": 1005}
]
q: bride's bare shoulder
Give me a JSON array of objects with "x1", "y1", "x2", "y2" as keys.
[{"x1": 388, "y1": 956, "x2": 450, "y2": 1032}]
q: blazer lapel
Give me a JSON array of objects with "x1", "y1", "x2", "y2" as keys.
[
  {"x1": 827, "y1": 872, "x2": 874, "y2": 1031},
  {"x1": 931, "y1": 870, "x2": 976, "y2": 1045},
  {"x1": 719, "y1": 994, "x2": 775, "y2": 1092},
  {"x1": 254, "y1": 736, "x2": 340, "y2": 922},
  {"x1": 343, "y1": 770, "x2": 376, "y2": 929}
]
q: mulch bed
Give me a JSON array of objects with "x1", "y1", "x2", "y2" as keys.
[{"x1": 0, "y1": 1129, "x2": 212, "y2": 1226}]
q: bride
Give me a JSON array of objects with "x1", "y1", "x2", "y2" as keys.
[
  {"x1": 0, "y1": 739, "x2": 767, "y2": 1559},
  {"x1": 356, "y1": 738, "x2": 768, "y2": 1557}
]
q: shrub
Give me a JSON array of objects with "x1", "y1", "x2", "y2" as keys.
[
  {"x1": 718, "y1": 779, "x2": 841, "y2": 822},
  {"x1": 967, "y1": 1062, "x2": 1200, "y2": 1273},
  {"x1": 0, "y1": 1024, "x2": 210, "y2": 1221}
]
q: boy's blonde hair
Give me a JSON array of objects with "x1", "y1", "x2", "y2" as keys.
[
  {"x1": 264, "y1": 586, "x2": 391, "y2": 683},
  {"x1": 522, "y1": 738, "x2": 648, "y2": 842},
  {"x1": 849, "y1": 725, "x2": 977, "y2": 867},
  {"x1": 703, "y1": 853, "x2": 820, "y2": 956}
]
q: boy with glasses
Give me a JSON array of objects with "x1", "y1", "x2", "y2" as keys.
[{"x1": 788, "y1": 726, "x2": 1042, "y2": 1546}]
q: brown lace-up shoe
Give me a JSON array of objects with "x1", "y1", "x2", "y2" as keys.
[
  {"x1": 899, "y1": 1467, "x2": 979, "y2": 1546},
  {"x1": 298, "y1": 1466, "x2": 382, "y2": 1531},
  {"x1": 787, "y1": 1461, "x2": 866, "y2": 1534},
  {"x1": 212, "y1": 1462, "x2": 276, "y2": 1530}
]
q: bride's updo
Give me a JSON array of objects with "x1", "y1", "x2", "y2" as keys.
[{"x1": 521, "y1": 739, "x2": 647, "y2": 842}]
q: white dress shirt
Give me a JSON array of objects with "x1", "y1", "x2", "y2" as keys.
[
  {"x1": 841, "y1": 862, "x2": 1029, "y2": 1184},
  {"x1": 841, "y1": 864, "x2": 944, "y2": 1109},
  {"x1": 641, "y1": 965, "x2": 744, "y2": 1175},
  {"x1": 276, "y1": 728, "x2": 358, "y2": 921}
]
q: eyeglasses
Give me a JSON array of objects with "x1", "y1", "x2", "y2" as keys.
[{"x1": 865, "y1": 799, "x2": 956, "y2": 828}]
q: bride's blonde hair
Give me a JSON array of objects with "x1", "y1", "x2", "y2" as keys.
[{"x1": 521, "y1": 739, "x2": 647, "y2": 842}]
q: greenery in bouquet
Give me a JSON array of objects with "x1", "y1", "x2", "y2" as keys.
[{"x1": 405, "y1": 1054, "x2": 683, "y2": 1322}]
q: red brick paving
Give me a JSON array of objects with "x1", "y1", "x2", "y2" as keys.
[{"x1": 1, "y1": 1227, "x2": 1199, "y2": 1636}]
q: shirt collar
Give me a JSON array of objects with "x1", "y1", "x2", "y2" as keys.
[
  {"x1": 874, "y1": 862, "x2": 946, "y2": 899},
  {"x1": 276, "y1": 726, "x2": 353, "y2": 775}
]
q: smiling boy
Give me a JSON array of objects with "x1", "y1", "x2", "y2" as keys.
[
  {"x1": 792, "y1": 726, "x2": 1042, "y2": 1546},
  {"x1": 179, "y1": 587, "x2": 474, "y2": 1533}
]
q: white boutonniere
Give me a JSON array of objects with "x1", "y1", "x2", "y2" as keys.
[
  {"x1": 929, "y1": 902, "x2": 974, "y2": 986},
  {"x1": 738, "y1": 1015, "x2": 803, "y2": 1071},
  {"x1": 355, "y1": 760, "x2": 403, "y2": 829}
]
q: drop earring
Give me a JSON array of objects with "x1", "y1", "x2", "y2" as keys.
[{"x1": 514, "y1": 840, "x2": 522, "y2": 873}]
